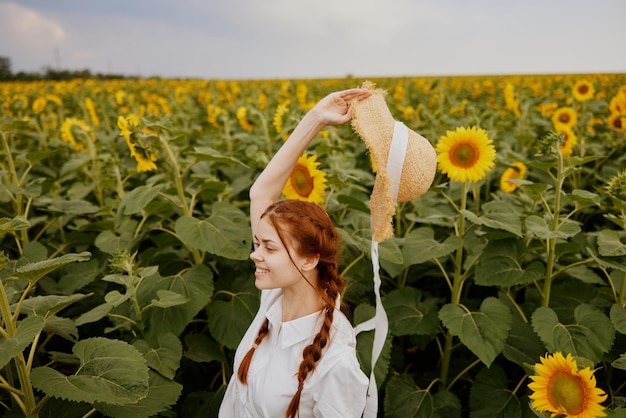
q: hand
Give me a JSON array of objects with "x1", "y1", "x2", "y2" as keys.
[{"x1": 310, "y1": 88, "x2": 372, "y2": 127}]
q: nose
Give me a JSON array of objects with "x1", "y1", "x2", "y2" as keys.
[{"x1": 250, "y1": 248, "x2": 262, "y2": 262}]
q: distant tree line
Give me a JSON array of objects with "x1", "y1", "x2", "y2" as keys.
[{"x1": 0, "y1": 56, "x2": 130, "y2": 81}]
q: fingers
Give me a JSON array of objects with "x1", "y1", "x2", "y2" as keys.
[{"x1": 339, "y1": 88, "x2": 372, "y2": 103}]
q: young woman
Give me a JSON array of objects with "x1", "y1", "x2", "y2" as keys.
[{"x1": 219, "y1": 87, "x2": 373, "y2": 418}]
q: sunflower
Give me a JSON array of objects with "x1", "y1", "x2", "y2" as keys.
[
  {"x1": 552, "y1": 107, "x2": 578, "y2": 128},
  {"x1": 500, "y1": 161, "x2": 527, "y2": 193},
  {"x1": 528, "y1": 352, "x2": 607, "y2": 418},
  {"x1": 273, "y1": 100, "x2": 291, "y2": 137},
  {"x1": 504, "y1": 83, "x2": 520, "y2": 116},
  {"x1": 281, "y1": 153, "x2": 328, "y2": 203},
  {"x1": 85, "y1": 97, "x2": 100, "y2": 127},
  {"x1": 60, "y1": 117, "x2": 94, "y2": 151},
  {"x1": 606, "y1": 169, "x2": 626, "y2": 196},
  {"x1": 607, "y1": 113, "x2": 625, "y2": 132},
  {"x1": 605, "y1": 169, "x2": 626, "y2": 197},
  {"x1": 572, "y1": 80, "x2": 595, "y2": 102},
  {"x1": 236, "y1": 106, "x2": 254, "y2": 132},
  {"x1": 435, "y1": 126, "x2": 496, "y2": 183},
  {"x1": 555, "y1": 125, "x2": 578, "y2": 156},
  {"x1": 32, "y1": 96, "x2": 47, "y2": 114},
  {"x1": 537, "y1": 102, "x2": 559, "y2": 118},
  {"x1": 609, "y1": 91, "x2": 626, "y2": 116},
  {"x1": 117, "y1": 115, "x2": 158, "y2": 172}
]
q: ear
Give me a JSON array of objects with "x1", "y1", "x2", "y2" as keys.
[{"x1": 300, "y1": 254, "x2": 320, "y2": 272}]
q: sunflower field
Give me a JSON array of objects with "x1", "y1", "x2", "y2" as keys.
[{"x1": 1, "y1": 73, "x2": 626, "y2": 418}]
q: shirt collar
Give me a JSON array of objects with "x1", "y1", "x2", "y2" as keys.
[{"x1": 266, "y1": 295, "x2": 324, "y2": 349}]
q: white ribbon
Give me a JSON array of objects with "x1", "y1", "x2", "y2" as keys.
[{"x1": 356, "y1": 121, "x2": 408, "y2": 417}]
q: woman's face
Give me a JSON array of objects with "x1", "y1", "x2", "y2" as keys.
[{"x1": 250, "y1": 217, "x2": 309, "y2": 291}]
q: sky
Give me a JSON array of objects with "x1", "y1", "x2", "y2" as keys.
[{"x1": 1, "y1": 0, "x2": 625, "y2": 80}]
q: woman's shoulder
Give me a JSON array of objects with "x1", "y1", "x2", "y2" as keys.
[{"x1": 322, "y1": 309, "x2": 358, "y2": 357}]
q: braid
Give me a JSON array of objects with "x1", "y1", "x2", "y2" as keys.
[
  {"x1": 237, "y1": 318, "x2": 270, "y2": 385},
  {"x1": 285, "y1": 265, "x2": 343, "y2": 418}
]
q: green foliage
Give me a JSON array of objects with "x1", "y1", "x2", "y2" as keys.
[{"x1": 2, "y1": 74, "x2": 626, "y2": 417}]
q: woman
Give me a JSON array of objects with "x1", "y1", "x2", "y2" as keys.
[{"x1": 219, "y1": 87, "x2": 373, "y2": 417}]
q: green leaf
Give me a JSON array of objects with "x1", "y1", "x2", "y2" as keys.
[
  {"x1": 461, "y1": 202, "x2": 523, "y2": 237},
  {"x1": 192, "y1": 146, "x2": 248, "y2": 167},
  {"x1": 587, "y1": 248, "x2": 626, "y2": 273},
  {"x1": 75, "y1": 303, "x2": 113, "y2": 327},
  {"x1": 402, "y1": 227, "x2": 460, "y2": 266},
  {"x1": 47, "y1": 198, "x2": 100, "y2": 215},
  {"x1": 612, "y1": 353, "x2": 626, "y2": 370},
  {"x1": 133, "y1": 333, "x2": 182, "y2": 379},
  {"x1": 175, "y1": 202, "x2": 251, "y2": 260},
  {"x1": 13, "y1": 252, "x2": 91, "y2": 284},
  {"x1": 31, "y1": 337, "x2": 149, "y2": 405},
  {"x1": 383, "y1": 374, "x2": 433, "y2": 418},
  {"x1": 0, "y1": 316, "x2": 46, "y2": 369},
  {"x1": 49, "y1": 258, "x2": 101, "y2": 295},
  {"x1": 180, "y1": 388, "x2": 227, "y2": 418},
  {"x1": 503, "y1": 314, "x2": 546, "y2": 367},
  {"x1": 44, "y1": 316, "x2": 79, "y2": 342},
  {"x1": 379, "y1": 238, "x2": 404, "y2": 265},
  {"x1": 432, "y1": 391, "x2": 462, "y2": 418},
  {"x1": 95, "y1": 228, "x2": 135, "y2": 254},
  {"x1": 439, "y1": 298, "x2": 512, "y2": 367},
  {"x1": 142, "y1": 264, "x2": 214, "y2": 341},
  {"x1": 38, "y1": 397, "x2": 93, "y2": 417},
  {"x1": 336, "y1": 193, "x2": 370, "y2": 214},
  {"x1": 469, "y1": 365, "x2": 522, "y2": 418},
  {"x1": 610, "y1": 304, "x2": 626, "y2": 335},
  {"x1": 354, "y1": 303, "x2": 392, "y2": 388},
  {"x1": 208, "y1": 289, "x2": 260, "y2": 349},
  {"x1": 598, "y1": 229, "x2": 626, "y2": 257},
  {"x1": 569, "y1": 189, "x2": 602, "y2": 210},
  {"x1": 151, "y1": 289, "x2": 189, "y2": 308},
  {"x1": 338, "y1": 223, "x2": 403, "y2": 265},
  {"x1": 120, "y1": 184, "x2": 165, "y2": 215},
  {"x1": 95, "y1": 370, "x2": 182, "y2": 418},
  {"x1": 184, "y1": 333, "x2": 225, "y2": 363},
  {"x1": 383, "y1": 288, "x2": 440, "y2": 336},
  {"x1": 525, "y1": 216, "x2": 581, "y2": 240},
  {"x1": 531, "y1": 305, "x2": 615, "y2": 363},
  {"x1": 475, "y1": 239, "x2": 544, "y2": 287},
  {"x1": 0, "y1": 216, "x2": 30, "y2": 237},
  {"x1": 18, "y1": 293, "x2": 92, "y2": 317},
  {"x1": 105, "y1": 289, "x2": 131, "y2": 307}
]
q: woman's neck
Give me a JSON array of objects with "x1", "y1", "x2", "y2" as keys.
[{"x1": 281, "y1": 284, "x2": 324, "y2": 322}]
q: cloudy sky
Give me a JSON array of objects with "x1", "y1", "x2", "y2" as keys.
[{"x1": 1, "y1": 0, "x2": 624, "y2": 80}]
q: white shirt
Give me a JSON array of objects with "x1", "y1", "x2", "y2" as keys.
[{"x1": 219, "y1": 288, "x2": 368, "y2": 418}]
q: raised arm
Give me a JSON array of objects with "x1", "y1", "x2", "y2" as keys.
[{"x1": 249, "y1": 87, "x2": 372, "y2": 233}]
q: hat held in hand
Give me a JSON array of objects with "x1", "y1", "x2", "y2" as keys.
[{"x1": 350, "y1": 81, "x2": 437, "y2": 242}]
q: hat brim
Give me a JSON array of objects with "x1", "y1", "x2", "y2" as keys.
[{"x1": 351, "y1": 81, "x2": 437, "y2": 242}]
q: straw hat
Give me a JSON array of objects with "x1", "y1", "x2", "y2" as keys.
[{"x1": 350, "y1": 81, "x2": 437, "y2": 242}]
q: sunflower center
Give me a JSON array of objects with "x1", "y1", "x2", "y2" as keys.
[
  {"x1": 578, "y1": 85, "x2": 589, "y2": 94},
  {"x1": 548, "y1": 372, "x2": 585, "y2": 415},
  {"x1": 558, "y1": 113, "x2": 571, "y2": 124},
  {"x1": 291, "y1": 165, "x2": 314, "y2": 197},
  {"x1": 449, "y1": 142, "x2": 480, "y2": 168}
]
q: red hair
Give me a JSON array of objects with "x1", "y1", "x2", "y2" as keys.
[{"x1": 237, "y1": 200, "x2": 345, "y2": 417}]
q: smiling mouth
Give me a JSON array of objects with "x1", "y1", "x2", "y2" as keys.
[{"x1": 255, "y1": 268, "x2": 269, "y2": 274}]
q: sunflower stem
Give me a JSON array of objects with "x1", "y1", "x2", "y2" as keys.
[
  {"x1": 439, "y1": 181, "x2": 468, "y2": 390},
  {"x1": 159, "y1": 135, "x2": 203, "y2": 264},
  {"x1": 618, "y1": 272, "x2": 626, "y2": 308},
  {"x1": 541, "y1": 147, "x2": 565, "y2": 307}
]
